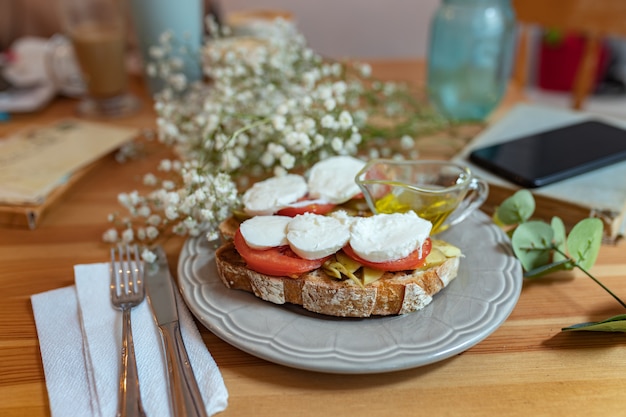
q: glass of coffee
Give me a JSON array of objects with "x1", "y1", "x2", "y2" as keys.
[{"x1": 59, "y1": 0, "x2": 139, "y2": 117}]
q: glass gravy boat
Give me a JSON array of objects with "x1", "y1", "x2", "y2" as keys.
[{"x1": 355, "y1": 159, "x2": 489, "y2": 234}]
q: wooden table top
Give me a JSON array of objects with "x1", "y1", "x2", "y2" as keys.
[{"x1": 1, "y1": 60, "x2": 625, "y2": 417}]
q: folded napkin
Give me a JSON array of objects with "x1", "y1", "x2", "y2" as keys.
[{"x1": 31, "y1": 262, "x2": 228, "y2": 417}]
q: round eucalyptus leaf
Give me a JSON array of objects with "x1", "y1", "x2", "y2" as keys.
[
  {"x1": 566, "y1": 218, "x2": 603, "y2": 270},
  {"x1": 495, "y1": 189, "x2": 535, "y2": 225},
  {"x1": 511, "y1": 220, "x2": 554, "y2": 272}
]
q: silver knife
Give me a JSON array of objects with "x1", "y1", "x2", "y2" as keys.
[{"x1": 145, "y1": 246, "x2": 208, "y2": 417}]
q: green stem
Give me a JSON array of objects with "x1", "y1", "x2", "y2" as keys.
[
  {"x1": 553, "y1": 247, "x2": 626, "y2": 310},
  {"x1": 577, "y1": 263, "x2": 626, "y2": 310},
  {"x1": 230, "y1": 117, "x2": 271, "y2": 143}
]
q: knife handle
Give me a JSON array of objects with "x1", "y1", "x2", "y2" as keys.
[{"x1": 158, "y1": 322, "x2": 208, "y2": 417}]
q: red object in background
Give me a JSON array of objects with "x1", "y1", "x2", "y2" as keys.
[{"x1": 537, "y1": 32, "x2": 610, "y2": 92}]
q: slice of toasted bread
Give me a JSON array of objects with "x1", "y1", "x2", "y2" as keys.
[
  {"x1": 218, "y1": 215, "x2": 241, "y2": 240},
  {"x1": 214, "y1": 241, "x2": 461, "y2": 317}
]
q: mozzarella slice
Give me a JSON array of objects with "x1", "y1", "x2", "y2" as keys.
[
  {"x1": 350, "y1": 211, "x2": 432, "y2": 263},
  {"x1": 282, "y1": 198, "x2": 332, "y2": 209},
  {"x1": 307, "y1": 156, "x2": 366, "y2": 204},
  {"x1": 242, "y1": 174, "x2": 308, "y2": 216},
  {"x1": 287, "y1": 213, "x2": 351, "y2": 260},
  {"x1": 329, "y1": 210, "x2": 357, "y2": 227},
  {"x1": 239, "y1": 215, "x2": 292, "y2": 249}
]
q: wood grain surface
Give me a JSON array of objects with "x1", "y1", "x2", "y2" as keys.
[{"x1": 1, "y1": 62, "x2": 625, "y2": 417}]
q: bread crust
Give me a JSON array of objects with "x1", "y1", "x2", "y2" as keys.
[
  {"x1": 218, "y1": 215, "x2": 241, "y2": 240},
  {"x1": 214, "y1": 242, "x2": 460, "y2": 318}
]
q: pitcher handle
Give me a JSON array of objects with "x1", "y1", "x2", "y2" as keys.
[{"x1": 445, "y1": 177, "x2": 489, "y2": 228}]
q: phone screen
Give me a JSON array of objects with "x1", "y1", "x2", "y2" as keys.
[{"x1": 468, "y1": 120, "x2": 626, "y2": 188}]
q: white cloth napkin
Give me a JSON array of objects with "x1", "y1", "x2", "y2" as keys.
[{"x1": 31, "y1": 262, "x2": 229, "y2": 417}]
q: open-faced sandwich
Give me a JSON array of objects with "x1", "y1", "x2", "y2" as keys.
[{"x1": 214, "y1": 156, "x2": 463, "y2": 318}]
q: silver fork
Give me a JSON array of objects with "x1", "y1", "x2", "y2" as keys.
[{"x1": 110, "y1": 244, "x2": 147, "y2": 417}]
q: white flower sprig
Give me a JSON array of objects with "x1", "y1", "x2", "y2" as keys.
[
  {"x1": 105, "y1": 18, "x2": 450, "y2": 255},
  {"x1": 153, "y1": 19, "x2": 447, "y2": 179},
  {"x1": 103, "y1": 158, "x2": 239, "y2": 256}
]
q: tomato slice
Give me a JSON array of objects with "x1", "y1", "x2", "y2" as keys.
[
  {"x1": 276, "y1": 200, "x2": 337, "y2": 217},
  {"x1": 342, "y1": 238, "x2": 432, "y2": 271},
  {"x1": 233, "y1": 229, "x2": 328, "y2": 278}
]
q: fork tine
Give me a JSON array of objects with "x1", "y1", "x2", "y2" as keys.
[
  {"x1": 123, "y1": 244, "x2": 132, "y2": 296},
  {"x1": 110, "y1": 244, "x2": 143, "y2": 299},
  {"x1": 126, "y1": 244, "x2": 138, "y2": 296},
  {"x1": 110, "y1": 246, "x2": 121, "y2": 298},
  {"x1": 110, "y1": 243, "x2": 147, "y2": 417},
  {"x1": 131, "y1": 245, "x2": 144, "y2": 296}
]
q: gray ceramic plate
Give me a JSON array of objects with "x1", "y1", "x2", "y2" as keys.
[{"x1": 177, "y1": 210, "x2": 522, "y2": 374}]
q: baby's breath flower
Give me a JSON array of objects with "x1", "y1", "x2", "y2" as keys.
[
  {"x1": 272, "y1": 116, "x2": 286, "y2": 131},
  {"x1": 280, "y1": 153, "x2": 296, "y2": 170},
  {"x1": 162, "y1": 180, "x2": 176, "y2": 190},
  {"x1": 338, "y1": 111, "x2": 353, "y2": 130},
  {"x1": 105, "y1": 19, "x2": 449, "y2": 258},
  {"x1": 102, "y1": 228, "x2": 118, "y2": 243},
  {"x1": 147, "y1": 214, "x2": 161, "y2": 227},
  {"x1": 118, "y1": 192, "x2": 140, "y2": 209},
  {"x1": 369, "y1": 148, "x2": 381, "y2": 159},
  {"x1": 146, "y1": 226, "x2": 159, "y2": 240},
  {"x1": 206, "y1": 230, "x2": 220, "y2": 241},
  {"x1": 143, "y1": 173, "x2": 158, "y2": 186},
  {"x1": 260, "y1": 152, "x2": 275, "y2": 167},
  {"x1": 321, "y1": 114, "x2": 335, "y2": 129},
  {"x1": 137, "y1": 205, "x2": 151, "y2": 217},
  {"x1": 273, "y1": 166, "x2": 287, "y2": 177},
  {"x1": 121, "y1": 228, "x2": 134, "y2": 243},
  {"x1": 159, "y1": 30, "x2": 173, "y2": 44},
  {"x1": 149, "y1": 46, "x2": 166, "y2": 59},
  {"x1": 400, "y1": 135, "x2": 415, "y2": 150},
  {"x1": 141, "y1": 248, "x2": 157, "y2": 263},
  {"x1": 359, "y1": 63, "x2": 372, "y2": 77},
  {"x1": 169, "y1": 56, "x2": 184, "y2": 70},
  {"x1": 146, "y1": 63, "x2": 157, "y2": 77},
  {"x1": 350, "y1": 132, "x2": 362, "y2": 145},
  {"x1": 331, "y1": 137, "x2": 344, "y2": 152},
  {"x1": 172, "y1": 223, "x2": 187, "y2": 235},
  {"x1": 168, "y1": 73, "x2": 187, "y2": 91}
]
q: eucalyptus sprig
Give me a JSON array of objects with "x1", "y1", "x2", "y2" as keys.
[{"x1": 494, "y1": 189, "x2": 626, "y2": 332}]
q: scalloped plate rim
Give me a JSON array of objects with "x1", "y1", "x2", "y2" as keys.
[{"x1": 177, "y1": 210, "x2": 523, "y2": 374}]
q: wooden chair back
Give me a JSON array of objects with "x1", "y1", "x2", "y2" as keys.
[{"x1": 512, "y1": 0, "x2": 626, "y2": 110}]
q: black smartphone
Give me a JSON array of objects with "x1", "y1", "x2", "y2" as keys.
[{"x1": 468, "y1": 120, "x2": 626, "y2": 188}]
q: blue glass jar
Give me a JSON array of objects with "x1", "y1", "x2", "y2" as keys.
[{"x1": 427, "y1": 0, "x2": 516, "y2": 121}]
